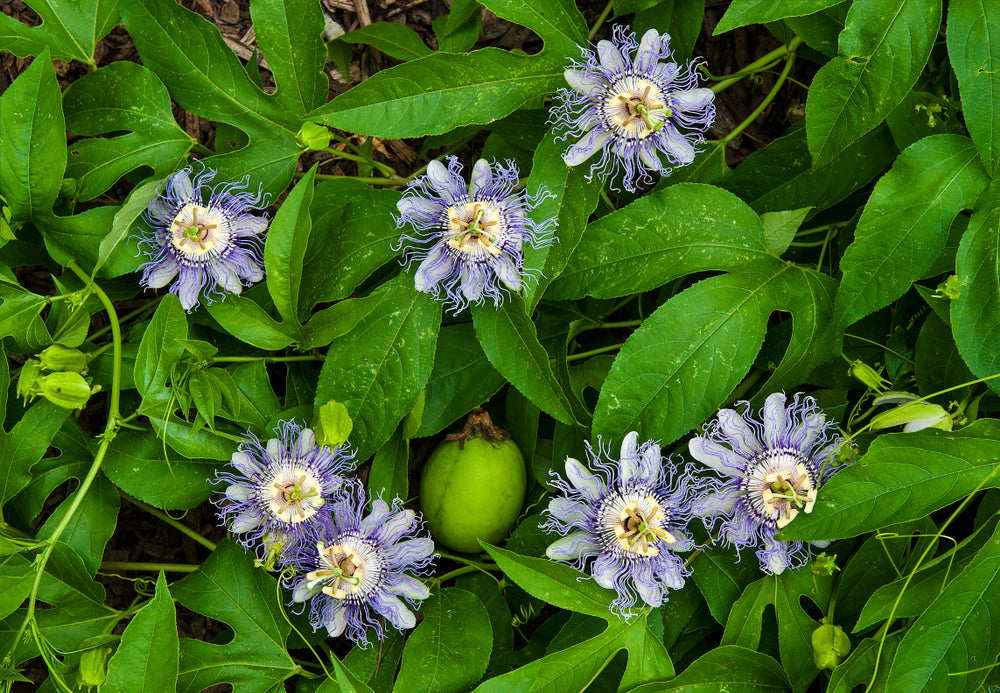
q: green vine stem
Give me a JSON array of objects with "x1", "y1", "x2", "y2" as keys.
[
  {"x1": 100, "y1": 561, "x2": 200, "y2": 573},
  {"x1": 123, "y1": 494, "x2": 218, "y2": 552},
  {"x1": 7, "y1": 261, "x2": 124, "y2": 673}
]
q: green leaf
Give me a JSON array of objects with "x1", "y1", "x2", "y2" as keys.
[
  {"x1": 171, "y1": 540, "x2": 296, "y2": 692},
  {"x1": 301, "y1": 180, "x2": 401, "y2": 308},
  {"x1": 102, "y1": 430, "x2": 215, "y2": 510},
  {"x1": 827, "y1": 631, "x2": 903, "y2": 693},
  {"x1": 484, "y1": 543, "x2": 615, "y2": 619},
  {"x1": 205, "y1": 294, "x2": 294, "y2": 351},
  {"x1": 546, "y1": 183, "x2": 772, "y2": 301},
  {"x1": 104, "y1": 572, "x2": 179, "y2": 693},
  {"x1": 854, "y1": 514, "x2": 1000, "y2": 632},
  {"x1": 715, "y1": 0, "x2": 845, "y2": 34},
  {"x1": 472, "y1": 296, "x2": 576, "y2": 426},
  {"x1": 952, "y1": 178, "x2": 1000, "y2": 395},
  {"x1": 523, "y1": 127, "x2": 599, "y2": 312},
  {"x1": 690, "y1": 546, "x2": 763, "y2": 625},
  {"x1": 760, "y1": 207, "x2": 812, "y2": 256},
  {"x1": 369, "y1": 424, "x2": 408, "y2": 507},
  {"x1": 314, "y1": 277, "x2": 441, "y2": 462},
  {"x1": 479, "y1": 0, "x2": 587, "y2": 57},
  {"x1": 394, "y1": 588, "x2": 493, "y2": 693},
  {"x1": 805, "y1": 0, "x2": 941, "y2": 165},
  {"x1": 249, "y1": 0, "x2": 328, "y2": 116},
  {"x1": 0, "y1": 0, "x2": 118, "y2": 65},
  {"x1": 722, "y1": 571, "x2": 832, "y2": 693},
  {"x1": 35, "y1": 542, "x2": 118, "y2": 651},
  {"x1": 633, "y1": 0, "x2": 704, "y2": 60},
  {"x1": 0, "y1": 48, "x2": 64, "y2": 223},
  {"x1": 473, "y1": 614, "x2": 661, "y2": 693},
  {"x1": 0, "y1": 397, "x2": 71, "y2": 514},
  {"x1": 63, "y1": 62, "x2": 194, "y2": 202},
  {"x1": 915, "y1": 311, "x2": 975, "y2": 399},
  {"x1": 300, "y1": 292, "x2": 383, "y2": 350},
  {"x1": 836, "y1": 135, "x2": 987, "y2": 329},
  {"x1": 886, "y1": 519, "x2": 1000, "y2": 692},
  {"x1": 723, "y1": 123, "x2": 898, "y2": 219},
  {"x1": 37, "y1": 474, "x2": 119, "y2": 575},
  {"x1": 414, "y1": 323, "x2": 506, "y2": 438},
  {"x1": 0, "y1": 555, "x2": 33, "y2": 622},
  {"x1": 118, "y1": 0, "x2": 321, "y2": 195},
  {"x1": 340, "y1": 22, "x2": 433, "y2": 60},
  {"x1": 947, "y1": 0, "x2": 1000, "y2": 176},
  {"x1": 265, "y1": 164, "x2": 316, "y2": 327},
  {"x1": 625, "y1": 645, "x2": 789, "y2": 692},
  {"x1": 134, "y1": 295, "x2": 187, "y2": 401},
  {"x1": 307, "y1": 49, "x2": 564, "y2": 138},
  {"x1": 0, "y1": 280, "x2": 51, "y2": 351},
  {"x1": 778, "y1": 420, "x2": 1000, "y2": 541},
  {"x1": 94, "y1": 179, "x2": 161, "y2": 277},
  {"x1": 594, "y1": 258, "x2": 830, "y2": 445}
]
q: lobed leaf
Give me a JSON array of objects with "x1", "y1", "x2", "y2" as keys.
[{"x1": 0, "y1": 0, "x2": 118, "y2": 65}]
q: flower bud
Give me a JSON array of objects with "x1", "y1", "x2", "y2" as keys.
[
  {"x1": 810, "y1": 552, "x2": 840, "y2": 576},
  {"x1": 39, "y1": 372, "x2": 97, "y2": 410},
  {"x1": 77, "y1": 644, "x2": 110, "y2": 688},
  {"x1": 935, "y1": 275, "x2": 963, "y2": 301},
  {"x1": 296, "y1": 122, "x2": 332, "y2": 152},
  {"x1": 37, "y1": 345, "x2": 88, "y2": 374},
  {"x1": 871, "y1": 393, "x2": 952, "y2": 432},
  {"x1": 16, "y1": 360, "x2": 43, "y2": 402},
  {"x1": 848, "y1": 359, "x2": 891, "y2": 392},
  {"x1": 314, "y1": 399, "x2": 353, "y2": 449},
  {"x1": 812, "y1": 623, "x2": 850, "y2": 670}
]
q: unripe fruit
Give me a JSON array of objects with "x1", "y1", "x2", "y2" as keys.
[{"x1": 420, "y1": 409, "x2": 526, "y2": 554}]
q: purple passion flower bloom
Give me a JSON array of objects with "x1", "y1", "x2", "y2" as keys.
[
  {"x1": 550, "y1": 25, "x2": 715, "y2": 192},
  {"x1": 137, "y1": 166, "x2": 269, "y2": 311},
  {"x1": 395, "y1": 156, "x2": 556, "y2": 314},
  {"x1": 688, "y1": 392, "x2": 849, "y2": 575},
  {"x1": 214, "y1": 420, "x2": 356, "y2": 561},
  {"x1": 542, "y1": 432, "x2": 696, "y2": 614},
  {"x1": 285, "y1": 486, "x2": 436, "y2": 646}
]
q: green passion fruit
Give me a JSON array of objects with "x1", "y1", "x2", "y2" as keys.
[{"x1": 420, "y1": 409, "x2": 526, "y2": 553}]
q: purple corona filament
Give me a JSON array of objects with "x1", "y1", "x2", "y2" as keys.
[
  {"x1": 688, "y1": 392, "x2": 850, "y2": 574},
  {"x1": 284, "y1": 485, "x2": 436, "y2": 647},
  {"x1": 136, "y1": 165, "x2": 269, "y2": 310},
  {"x1": 395, "y1": 156, "x2": 556, "y2": 314},
  {"x1": 550, "y1": 25, "x2": 715, "y2": 192},
  {"x1": 213, "y1": 420, "x2": 356, "y2": 562},
  {"x1": 543, "y1": 432, "x2": 696, "y2": 615}
]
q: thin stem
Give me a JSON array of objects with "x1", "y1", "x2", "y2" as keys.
[
  {"x1": 324, "y1": 146, "x2": 396, "y2": 178},
  {"x1": 588, "y1": 0, "x2": 614, "y2": 40},
  {"x1": 844, "y1": 333, "x2": 916, "y2": 365},
  {"x1": 124, "y1": 495, "x2": 218, "y2": 552},
  {"x1": 211, "y1": 355, "x2": 324, "y2": 364},
  {"x1": 599, "y1": 319, "x2": 644, "y2": 329},
  {"x1": 436, "y1": 550, "x2": 498, "y2": 572},
  {"x1": 307, "y1": 172, "x2": 407, "y2": 186},
  {"x1": 722, "y1": 38, "x2": 801, "y2": 145},
  {"x1": 867, "y1": 467, "x2": 997, "y2": 689},
  {"x1": 567, "y1": 342, "x2": 624, "y2": 362},
  {"x1": 11, "y1": 263, "x2": 125, "y2": 663},
  {"x1": 88, "y1": 297, "x2": 162, "y2": 344},
  {"x1": 101, "y1": 561, "x2": 200, "y2": 573},
  {"x1": 709, "y1": 38, "x2": 800, "y2": 93}
]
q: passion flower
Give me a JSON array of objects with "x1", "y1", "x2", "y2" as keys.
[{"x1": 419, "y1": 409, "x2": 527, "y2": 553}]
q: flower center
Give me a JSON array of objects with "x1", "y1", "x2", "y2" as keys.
[
  {"x1": 614, "y1": 496, "x2": 675, "y2": 557},
  {"x1": 170, "y1": 204, "x2": 220, "y2": 256},
  {"x1": 446, "y1": 201, "x2": 503, "y2": 256},
  {"x1": 306, "y1": 542, "x2": 366, "y2": 600},
  {"x1": 267, "y1": 468, "x2": 323, "y2": 523},
  {"x1": 605, "y1": 79, "x2": 672, "y2": 140},
  {"x1": 760, "y1": 462, "x2": 817, "y2": 529}
]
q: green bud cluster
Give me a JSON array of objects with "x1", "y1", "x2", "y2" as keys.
[{"x1": 17, "y1": 345, "x2": 98, "y2": 410}]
